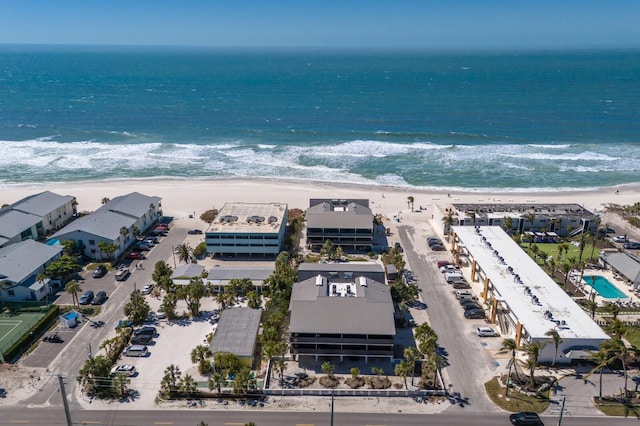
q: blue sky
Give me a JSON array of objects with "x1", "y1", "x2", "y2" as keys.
[{"x1": 1, "y1": 0, "x2": 638, "y2": 48}]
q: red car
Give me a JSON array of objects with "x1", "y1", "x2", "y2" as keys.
[{"x1": 126, "y1": 251, "x2": 145, "y2": 260}]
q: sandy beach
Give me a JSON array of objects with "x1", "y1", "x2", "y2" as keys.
[{"x1": 2, "y1": 178, "x2": 638, "y2": 221}]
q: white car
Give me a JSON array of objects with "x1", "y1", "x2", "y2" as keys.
[
  {"x1": 141, "y1": 283, "x2": 154, "y2": 295},
  {"x1": 613, "y1": 235, "x2": 628, "y2": 243},
  {"x1": 440, "y1": 265, "x2": 459, "y2": 273},
  {"x1": 476, "y1": 327, "x2": 499, "y2": 337},
  {"x1": 110, "y1": 365, "x2": 136, "y2": 376}
]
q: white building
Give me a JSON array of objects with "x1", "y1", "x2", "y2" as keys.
[
  {"x1": 0, "y1": 240, "x2": 62, "y2": 302},
  {"x1": 452, "y1": 226, "x2": 609, "y2": 364},
  {"x1": 205, "y1": 203, "x2": 287, "y2": 257}
]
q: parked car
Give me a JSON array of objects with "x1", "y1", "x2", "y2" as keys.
[
  {"x1": 110, "y1": 365, "x2": 136, "y2": 376},
  {"x1": 613, "y1": 235, "x2": 629, "y2": 243},
  {"x1": 126, "y1": 251, "x2": 145, "y2": 260},
  {"x1": 115, "y1": 268, "x2": 130, "y2": 281},
  {"x1": 135, "y1": 242, "x2": 151, "y2": 251},
  {"x1": 91, "y1": 291, "x2": 107, "y2": 305},
  {"x1": 78, "y1": 290, "x2": 94, "y2": 305},
  {"x1": 131, "y1": 333, "x2": 153, "y2": 345},
  {"x1": 462, "y1": 302, "x2": 483, "y2": 311},
  {"x1": 92, "y1": 265, "x2": 108, "y2": 278},
  {"x1": 437, "y1": 260, "x2": 452, "y2": 268},
  {"x1": 476, "y1": 327, "x2": 499, "y2": 337},
  {"x1": 445, "y1": 273, "x2": 464, "y2": 283},
  {"x1": 431, "y1": 244, "x2": 446, "y2": 251},
  {"x1": 464, "y1": 309, "x2": 486, "y2": 319},
  {"x1": 142, "y1": 283, "x2": 154, "y2": 295},
  {"x1": 455, "y1": 290, "x2": 473, "y2": 299},
  {"x1": 440, "y1": 265, "x2": 459, "y2": 273},
  {"x1": 509, "y1": 411, "x2": 544, "y2": 425},
  {"x1": 134, "y1": 326, "x2": 157, "y2": 336},
  {"x1": 187, "y1": 229, "x2": 203, "y2": 235},
  {"x1": 427, "y1": 237, "x2": 442, "y2": 247},
  {"x1": 623, "y1": 242, "x2": 640, "y2": 250},
  {"x1": 124, "y1": 345, "x2": 149, "y2": 357},
  {"x1": 452, "y1": 281, "x2": 471, "y2": 289},
  {"x1": 144, "y1": 236, "x2": 158, "y2": 245}
]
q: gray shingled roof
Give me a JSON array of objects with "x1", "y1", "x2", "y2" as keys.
[
  {"x1": 0, "y1": 240, "x2": 62, "y2": 284},
  {"x1": 297, "y1": 263, "x2": 386, "y2": 283},
  {"x1": 289, "y1": 273, "x2": 395, "y2": 336},
  {"x1": 0, "y1": 210, "x2": 41, "y2": 239},
  {"x1": 11, "y1": 191, "x2": 74, "y2": 217},
  {"x1": 209, "y1": 307, "x2": 262, "y2": 358},
  {"x1": 52, "y1": 210, "x2": 136, "y2": 241},
  {"x1": 306, "y1": 199, "x2": 373, "y2": 229}
]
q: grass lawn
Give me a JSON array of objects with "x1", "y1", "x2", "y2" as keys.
[
  {"x1": 520, "y1": 243, "x2": 599, "y2": 264},
  {"x1": 623, "y1": 326, "x2": 640, "y2": 348},
  {"x1": 596, "y1": 402, "x2": 640, "y2": 417},
  {"x1": 484, "y1": 377, "x2": 550, "y2": 413}
]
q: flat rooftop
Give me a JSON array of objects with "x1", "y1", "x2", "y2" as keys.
[
  {"x1": 453, "y1": 226, "x2": 609, "y2": 341},
  {"x1": 452, "y1": 203, "x2": 597, "y2": 219},
  {"x1": 209, "y1": 307, "x2": 262, "y2": 358},
  {"x1": 206, "y1": 202, "x2": 287, "y2": 234}
]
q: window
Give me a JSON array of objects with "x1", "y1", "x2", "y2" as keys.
[
  {"x1": 8, "y1": 289, "x2": 15, "y2": 296},
  {"x1": 88, "y1": 240, "x2": 95, "y2": 245}
]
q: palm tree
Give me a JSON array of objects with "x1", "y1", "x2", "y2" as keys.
[
  {"x1": 603, "y1": 302, "x2": 621, "y2": 321},
  {"x1": 523, "y1": 212, "x2": 536, "y2": 232},
  {"x1": 407, "y1": 196, "x2": 414, "y2": 211},
  {"x1": 605, "y1": 318, "x2": 626, "y2": 338},
  {"x1": 191, "y1": 345, "x2": 213, "y2": 375},
  {"x1": 208, "y1": 371, "x2": 226, "y2": 395},
  {"x1": 65, "y1": 281, "x2": 81, "y2": 307},
  {"x1": 523, "y1": 342, "x2": 544, "y2": 390},
  {"x1": 404, "y1": 346, "x2": 420, "y2": 386},
  {"x1": 601, "y1": 337, "x2": 633, "y2": 398},
  {"x1": 578, "y1": 233, "x2": 588, "y2": 262},
  {"x1": 501, "y1": 338, "x2": 519, "y2": 395},
  {"x1": 179, "y1": 374, "x2": 198, "y2": 397},
  {"x1": 544, "y1": 329, "x2": 562, "y2": 367},
  {"x1": 442, "y1": 212, "x2": 454, "y2": 235},
  {"x1": 502, "y1": 216, "x2": 513, "y2": 235},
  {"x1": 585, "y1": 299, "x2": 598, "y2": 319},
  {"x1": 174, "y1": 243, "x2": 194, "y2": 264},
  {"x1": 585, "y1": 349, "x2": 611, "y2": 401}
]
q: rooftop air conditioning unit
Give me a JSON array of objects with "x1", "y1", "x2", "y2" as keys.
[
  {"x1": 315, "y1": 274, "x2": 323, "y2": 286},
  {"x1": 359, "y1": 276, "x2": 367, "y2": 287}
]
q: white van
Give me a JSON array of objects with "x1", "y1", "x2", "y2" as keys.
[
  {"x1": 444, "y1": 272, "x2": 464, "y2": 283},
  {"x1": 124, "y1": 345, "x2": 149, "y2": 357},
  {"x1": 455, "y1": 290, "x2": 473, "y2": 299}
]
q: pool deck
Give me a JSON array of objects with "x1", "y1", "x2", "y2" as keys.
[{"x1": 574, "y1": 268, "x2": 639, "y2": 307}]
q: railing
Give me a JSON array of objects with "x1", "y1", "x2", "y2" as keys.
[{"x1": 263, "y1": 388, "x2": 446, "y2": 397}]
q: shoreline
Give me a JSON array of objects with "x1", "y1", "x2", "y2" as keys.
[{"x1": 1, "y1": 177, "x2": 638, "y2": 219}]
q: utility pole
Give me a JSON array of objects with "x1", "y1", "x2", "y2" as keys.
[
  {"x1": 330, "y1": 389, "x2": 335, "y2": 426},
  {"x1": 557, "y1": 395, "x2": 566, "y2": 426},
  {"x1": 58, "y1": 375, "x2": 73, "y2": 426}
]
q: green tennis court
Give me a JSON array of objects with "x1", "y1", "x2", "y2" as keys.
[{"x1": 0, "y1": 311, "x2": 46, "y2": 357}]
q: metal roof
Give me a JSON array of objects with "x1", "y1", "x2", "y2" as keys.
[
  {"x1": 451, "y1": 203, "x2": 598, "y2": 220},
  {"x1": 0, "y1": 240, "x2": 62, "y2": 284},
  {"x1": 11, "y1": 191, "x2": 74, "y2": 217},
  {"x1": 297, "y1": 262, "x2": 386, "y2": 283},
  {"x1": 600, "y1": 252, "x2": 640, "y2": 285},
  {"x1": 52, "y1": 210, "x2": 136, "y2": 240},
  {"x1": 0, "y1": 209, "x2": 41, "y2": 238},
  {"x1": 207, "y1": 267, "x2": 273, "y2": 282},
  {"x1": 306, "y1": 199, "x2": 373, "y2": 229},
  {"x1": 209, "y1": 307, "x2": 262, "y2": 358},
  {"x1": 289, "y1": 270, "x2": 395, "y2": 336},
  {"x1": 453, "y1": 226, "x2": 609, "y2": 341},
  {"x1": 171, "y1": 264, "x2": 205, "y2": 280},
  {"x1": 97, "y1": 192, "x2": 161, "y2": 218}
]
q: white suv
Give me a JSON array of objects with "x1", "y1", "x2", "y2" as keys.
[{"x1": 476, "y1": 327, "x2": 499, "y2": 337}]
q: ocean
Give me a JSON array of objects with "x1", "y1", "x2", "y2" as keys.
[{"x1": 1, "y1": 46, "x2": 639, "y2": 191}]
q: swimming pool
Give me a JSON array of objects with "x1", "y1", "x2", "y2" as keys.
[{"x1": 584, "y1": 275, "x2": 628, "y2": 299}]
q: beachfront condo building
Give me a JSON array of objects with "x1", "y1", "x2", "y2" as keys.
[
  {"x1": 436, "y1": 203, "x2": 600, "y2": 238},
  {"x1": 289, "y1": 263, "x2": 396, "y2": 363},
  {"x1": 205, "y1": 202, "x2": 288, "y2": 258},
  {"x1": 0, "y1": 191, "x2": 76, "y2": 247},
  {"x1": 451, "y1": 226, "x2": 609, "y2": 364},
  {"x1": 306, "y1": 199, "x2": 373, "y2": 252},
  {"x1": 51, "y1": 192, "x2": 162, "y2": 260}
]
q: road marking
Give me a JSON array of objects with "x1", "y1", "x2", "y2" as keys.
[
  {"x1": 9, "y1": 421, "x2": 30, "y2": 424},
  {"x1": 153, "y1": 423, "x2": 173, "y2": 425},
  {"x1": 81, "y1": 422, "x2": 102, "y2": 425}
]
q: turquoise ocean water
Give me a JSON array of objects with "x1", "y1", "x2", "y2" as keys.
[{"x1": 1, "y1": 46, "x2": 639, "y2": 191}]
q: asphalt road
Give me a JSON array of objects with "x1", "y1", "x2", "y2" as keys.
[{"x1": 2, "y1": 406, "x2": 640, "y2": 426}]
